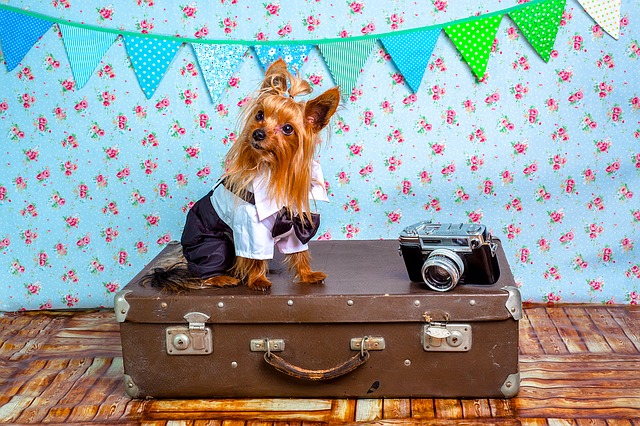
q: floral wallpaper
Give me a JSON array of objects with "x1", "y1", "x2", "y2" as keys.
[{"x1": 1, "y1": 0, "x2": 639, "y2": 311}]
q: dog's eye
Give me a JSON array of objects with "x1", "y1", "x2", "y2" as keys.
[
  {"x1": 282, "y1": 124, "x2": 294, "y2": 135},
  {"x1": 255, "y1": 111, "x2": 264, "y2": 121}
]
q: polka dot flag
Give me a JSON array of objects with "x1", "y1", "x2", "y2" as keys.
[
  {"x1": 445, "y1": 14, "x2": 503, "y2": 80},
  {"x1": 510, "y1": 0, "x2": 566, "y2": 62},
  {"x1": 254, "y1": 44, "x2": 313, "y2": 74},
  {"x1": 381, "y1": 28, "x2": 441, "y2": 93},
  {"x1": 577, "y1": 0, "x2": 621, "y2": 39},
  {"x1": 318, "y1": 39, "x2": 376, "y2": 97},
  {"x1": 123, "y1": 35, "x2": 182, "y2": 99},
  {"x1": 0, "y1": 9, "x2": 53, "y2": 71}
]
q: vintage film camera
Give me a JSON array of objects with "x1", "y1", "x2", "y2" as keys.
[{"x1": 398, "y1": 221, "x2": 500, "y2": 292}]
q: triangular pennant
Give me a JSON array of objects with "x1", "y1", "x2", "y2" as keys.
[
  {"x1": 253, "y1": 44, "x2": 313, "y2": 73},
  {"x1": 318, "y1": 39, "x2": 376, "y2": 95},
  {"x1": 510, "y1": 0, "x2": 566, "y2": 62},
  {"x1": 445, "y1": 14, "x2": 503, "y2": 80},
  {"x1": 381, "y1": 28, "x2": 440, "y2": 93},
  {"x1": 0, "y1": 9, "x2": 53, "y2": 71},
  {"x1": 123, "y1": 35, "x2": 182, "y2": 99},
  {"x1": 577, "y1": 0, "x2": 620, "y2": 39},
  {"x1": 59, "y1": 24, "x2": 118, "y2": 89},
  {"x1": 193, "y1": 43, "x2": 247, "y2": 103}
]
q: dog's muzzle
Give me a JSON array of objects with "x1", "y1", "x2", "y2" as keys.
[{"x1": 252, "y1": 129, "x2": 266, "y2": 149}]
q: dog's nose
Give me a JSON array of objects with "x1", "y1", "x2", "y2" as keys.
[{"x1": 252, "y1": 129, "x2": 266, "y2": 141}]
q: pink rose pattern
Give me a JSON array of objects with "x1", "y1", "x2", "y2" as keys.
[{"x1": 0, "y1": 2, "x2": 639, "y2": 309}]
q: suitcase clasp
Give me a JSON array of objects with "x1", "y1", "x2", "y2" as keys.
[
  {"x1": 423, "y1": 323, "x2": 472, "y2": 352},
  {"x1": 165, "y1": 312, "x2": 213, "y2": 355}
]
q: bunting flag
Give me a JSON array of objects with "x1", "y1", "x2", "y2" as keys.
[
  {"x1": 59, "y1": 25, "x2": 119, "y2": 89},
  {"x1": 193, "y1": 44, "x2": 247, "y2": 103},
  {"x1": 318, "y1": 39, "x2": 376, "y2": 94},
  {"x1": 510, "y1": 0, "x2": 566, "y2": 62},
  {"x1": 0, "y1": 1, "x2": 621, "y2": 100},
  {"x1": 123, "y1": 35, "x2": 182, "y2": 99},
  {"x1": 577, "y1": 0, "x2": 621, "y2": 39},
  {"x1": 0, "y1": 9, "x2": 53, "y2": 71},
  {"x1": 445, "y1": 14, "x2": 503, "y2": 80},
  {"x1": 381, "y1": 28, "x2": 440, "y2": 93},
  {"x1": 253, "y1": 44, "x2": 313, "y2": 73}
]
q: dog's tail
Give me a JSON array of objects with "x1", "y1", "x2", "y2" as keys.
[{"x1": 139, "y1": 261, "x2": 206, "y2": 292}]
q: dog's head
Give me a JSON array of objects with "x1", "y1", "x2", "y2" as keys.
[{"x1": 225, "y1": 59, "x2": 340, "y2": 215}]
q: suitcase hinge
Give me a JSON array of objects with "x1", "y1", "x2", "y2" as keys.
[
  {"x1": 422, "y1": 323, "x2": 472, "y2": 352},
  {"x1": 250, "y1": 338, "x2": 285, "y2": 353},
  {"x1": 165, "y1": 312, "x2": 213, "y2": 355}
]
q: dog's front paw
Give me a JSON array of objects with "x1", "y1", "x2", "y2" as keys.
[
  {"x1": 248, "y1": 276, "x2": 272, "y2": 291},
  {"x1": 203, "y1": 275, "x2": 240, "y2": 287},
  {"x1": 299, "y1": 271, "x2": 327, "y2": 285}
]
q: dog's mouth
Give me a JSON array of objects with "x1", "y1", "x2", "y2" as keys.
[{"x1": 251, "y1": 140, "x2": 264, "y2": 150}]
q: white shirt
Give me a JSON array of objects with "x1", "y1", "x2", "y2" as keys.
[{"x1": 210, "y1": 160, "x2": 328, "y2": 260}]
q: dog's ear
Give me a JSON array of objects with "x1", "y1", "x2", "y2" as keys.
[
  {"x1": 305, "y1": 87, "x2": 341, "y2": 132},
  {"x1": 261, "y1": 58, "x2": 289, "y2": 94}
]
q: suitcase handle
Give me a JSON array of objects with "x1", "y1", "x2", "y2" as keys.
[{"x1": 263, "y1": 350, "x2": 370, "y2": 381}]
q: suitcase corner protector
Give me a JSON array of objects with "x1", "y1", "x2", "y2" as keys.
[
  {"x1": 502, "y1": 286, "x2": 523, "y2": 320},
  {"x1": 114, "y1": 289, "x2": 133, "y2": 323},
  {"x1": 500, "y1": 371, "x2": 520, "y2": 398},
  {"x1": 124, "y1": 374, "x2": 141, "y2": 398}
]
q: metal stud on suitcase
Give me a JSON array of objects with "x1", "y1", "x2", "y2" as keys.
[{"x1": 116, "y1": 239, "x2": 521, "y2": 399}]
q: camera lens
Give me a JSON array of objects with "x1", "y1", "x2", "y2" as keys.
[{"x1": 421, "y1": 249, "x2": 465, "y2": 292}]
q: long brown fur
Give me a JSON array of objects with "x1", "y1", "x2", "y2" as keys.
[{"x1": 145, "y1": 59, "x2": 340, "y2": 292}]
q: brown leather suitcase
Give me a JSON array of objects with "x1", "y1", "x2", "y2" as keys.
[{"x1": 116, "y1": 239, "x2": 521, "y2": 399}]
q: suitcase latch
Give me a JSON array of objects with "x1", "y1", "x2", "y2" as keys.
[
  {"x1": 165, "y1": 312, "x2": 213, "y2": 356},
  {"x1": 423, "y1": 323, "x2": 472, "y2": 352}
]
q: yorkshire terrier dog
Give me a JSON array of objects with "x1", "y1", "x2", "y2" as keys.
[{"x1": 147, "y1": 59, "x2": 340, "y2": 291}]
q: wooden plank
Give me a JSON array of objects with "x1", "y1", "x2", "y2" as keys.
[
  {"x1": 587, "y1": 308, "x2": 638, "y2": 354},
  {"x1": 546, "y1": 307, "x2": 589, "y2": 353},
  {"x1": 564, "y1": 308, "x2": 613, "y2": 353},
  {"x1": 354, "y1": 398, "x2": 383, "y2": 422},
  {"x1": 488, "y1": 398, "x2": 516, "y2": 418},
  {"x1": 547, "y1": 420, "x2": 576, "y2": 426},
  {"x1": 60, "y1": 357, "x2": 116, "y2": 423},
  {"x1": 411, "y1": 399, "x2": 435, "y2": 419},
  {"x1": 382, "y1": 398, "x2": 411, "y2": 419},
  {"x1": 525, "y1": 307, "x2": 569, "y2": 354},
  {"x1": 433, "y1": 399, "x2": 463, "y2": 419},
  {"x1": 0, "y1": 358, "x2": 48, "y2": 404},
  {"x1": 147, "y1": 399, "x2": 332, "y2": 422},
  {"x1": 520, "y1": 420, "x2": 549, "y2": 426},
  {"x1": 606, "y1": 420, "x2": 634, "y2": 426},
  {"x1": 519, "y1": 311, "x2": 545, "y2": 355},
  {"x1": 460, "y1": 399, "x2": 492, "y2": 418},
  {"x1": 329, "y1": 399, "x2": 355, "y2": 422},
  {"x1": 519, "y1": 386, "x2": 640, "y2": 400},
  {"x1": 576, "y1": 419, "x2": 607, "y2": 426},
  {"x1": 608, "y1": 308, "x2": 640, "y2": 352},
  {"x1": 22, "y1": 357, "x2": 95, "y2": 424},
  {"x1": 515, "y1": 396, "x2": 640, "y2": 418},
  {"x1": 0, "y1": 395, "x2": 36, "y2": 424}
]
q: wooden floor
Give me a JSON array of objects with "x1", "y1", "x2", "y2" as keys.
[{"x1": 0, "y1": 305, "x2": 638, "y2": 425}]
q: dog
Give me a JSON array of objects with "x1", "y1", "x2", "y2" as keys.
[{"x1": 146, "y1": 59, "x2": 340, "y2": 292}]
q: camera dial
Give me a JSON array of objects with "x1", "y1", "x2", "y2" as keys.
[{"x1": 421, "y1": 249, "x2": 465, "y2": 292}]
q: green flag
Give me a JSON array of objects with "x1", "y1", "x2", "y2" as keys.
[
  {"x1": 445, "y1": 14, "x2": 503, "y2": 80},
  {"x1": 510, "y1": 0, "x2": 567, "y2": 62}
]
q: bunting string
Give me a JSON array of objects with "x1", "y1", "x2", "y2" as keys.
[{"x1": 0, "y1": 0, "x2": 624, "y2": 102}]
